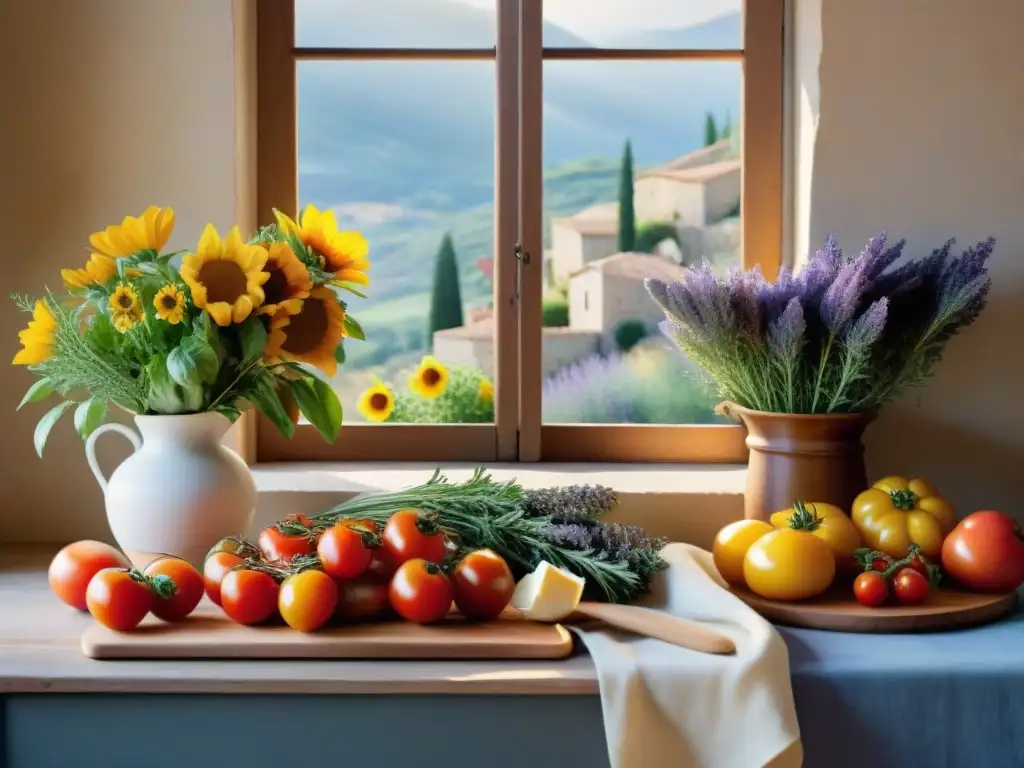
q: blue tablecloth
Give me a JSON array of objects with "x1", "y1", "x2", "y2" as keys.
[{"x1": 781, "y1": 604, "x2": 1024, "y2": 767}]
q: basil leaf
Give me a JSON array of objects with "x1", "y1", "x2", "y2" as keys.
[
  {"x1": 248, "y1": 380, "x2": 295, "y2": 439},
  {"x1": 18, "y1": 379, "x2": 53, "y2": 410},
  {"x1": 343, "y1": 314, "x2": 366, "y2": 341},
  {"x1": 289, "y1": 377, "x2": 342, "y2": 443},
  {"x1": 74, "y1": 398, "x2": 107, "y2": 440},
  {"x1": 239, "y1": 316, "x2": 268, "y2": 362}
]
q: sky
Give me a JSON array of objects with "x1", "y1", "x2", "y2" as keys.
[{"x1": 452, "y1": 0, "x2": 740, "y2": 41}]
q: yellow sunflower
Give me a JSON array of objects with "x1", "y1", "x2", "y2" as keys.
[
  {"x1": 12, "y1": 300, "x2": 57, "y2": 365},
  {"x1": 257, "y1": 241, "x2": 312, "y2": 317},
  {"x1": 264, "y1": 287, "x2": 346, "y2": 376},
  {"x1": 357, "y1": 382, "x2": 395, "y2": 423},
  {"x1": 274, "y1": 204, "x2": 370, "y2": 285},
  {"x1": 90, "y1": 205, "x2": 175, "y2": 259},
  {"x1": 154, "y1": 284, "x2": 186, "y2": 324},
  {"x1": 180, "y1": 224, "x2": 269, "y2": 326},
  {"x1": 478, "y1": 378, "x2": 494, "y2": 404},
  {"x1": 409, "y1": 355, "x2": 449, "y2": 399},
  {"x1": 61, "y1": 253, "x2": 117, "y2": 290},
  {"x1": 111, "y1": 311, "x2": 140, "y2": 334},
  {"x1": 109, "y1": 284, "x2": 142, "y2": 318}
]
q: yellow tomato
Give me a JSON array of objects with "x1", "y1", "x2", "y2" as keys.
[
  {"x1": 851, "y1": 476, "x2": 957, "y2": 559},
  {"x1": 712, "y1": 520, "x2": 775, "y2": 583},
  {"x1": 743, "y1": 528, "x2": 836, "y2": 601},
  {"x1": 770, "y1": 501, "x2": 862, "y2": 570}
]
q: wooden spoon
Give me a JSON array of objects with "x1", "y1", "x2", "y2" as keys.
[{"x1": 567, "y1": 602, "x2": 736, "y2": 655}]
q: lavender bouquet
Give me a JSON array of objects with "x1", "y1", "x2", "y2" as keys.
[{"x1": 645, "y1": 232, "x2": 994, "y2": 414}]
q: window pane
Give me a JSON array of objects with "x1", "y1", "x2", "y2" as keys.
[
  {"x1": 540, "y1": 60, "x2": 740, "y2": 425},
  {"x1": 542, "y1": 0, "x2": 742, "y2": 49},
  {"x1": 296, "y1": 0, "x2": 495, "y2": 48},
  {"x1": 297, "y1": 61, "x2": 496, "y2": 424}
]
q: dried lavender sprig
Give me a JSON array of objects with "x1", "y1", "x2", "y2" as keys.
[{"x1": 521, "y1": 485, "x2": 618, "y2": 522}]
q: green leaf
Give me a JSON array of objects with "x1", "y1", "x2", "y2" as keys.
[
  {"x1": 239, "y1": 316, "x2": 268, "y2": 362},
  {"x1": 167, "y1": 336, "x2": 219, "y2": 388},
  {"x1": 248, "y1": 379, "x2": 295, "y2": 439},
  {"x1": 290, "y1": 377, "x2": 342, "y2": 443},
  {"x1": 214, "y1": 404, "x2": 243, "y2": 424},
  {"x1": 74, "y1": 398, "x2": 107, "y2": 440},
  {"x1": 335, "y1": 343, "x2": 346, "y2": 364},
  {"x1": 18, "y1": 379, "x2": 54, "y2": 410},
  {"x1": 34, "y1": 401, "x2": 73, "y2": 458},
  {"x1": 147, "y1": 358, "x2": 204, "y2": 414},
  {"x1": 343, "y1": 314, "x2": 366, "y2": 341},
  {"x1": 334, "y1": 281, "x2": 368, "y2": 299},
  {"x1": 285, "y1": 231, "x2": 310, "y2": 264}
]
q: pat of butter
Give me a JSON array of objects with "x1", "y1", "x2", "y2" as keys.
[{"x1": 510, "y1": 561, "x2": 586, "y2": 622}]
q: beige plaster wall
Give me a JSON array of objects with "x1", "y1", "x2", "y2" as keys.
[
  {"x1": 0, "y1": 0, "x2": 254, "y2": 541},
  {"x1": 800, "y1": 0, "x2": 1024, "y2": 515}
]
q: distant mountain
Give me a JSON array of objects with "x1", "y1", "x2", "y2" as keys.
[{"x1": 598, "y1": 12, "x2": 741, "y2": 50}]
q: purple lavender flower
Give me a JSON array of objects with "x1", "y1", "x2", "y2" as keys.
[
  {"x1": 845, "y1": 298, "x2": 888, "y2": 348},
  {"x1": 727, "y1": 265, "x2": 764, "y2": 336},
  {"x1": 768, "y1": 298, "x2": 806, "y2": 360}
]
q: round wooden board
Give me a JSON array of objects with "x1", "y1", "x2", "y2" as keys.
[{"x1": 730, "y1": 584, "x2": 1019, "y2": 633}]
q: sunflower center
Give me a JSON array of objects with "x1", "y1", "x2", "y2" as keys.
[
  {"x1": 115, "y1": 293, "x2": 134, "y2": 309},
  {"x1": 198, "y1": 261, "x2": 247, "y2": 303},
  {"x1": 282, "y1": 298, "x2": 329, "y2": 355},
  {"x1": 369, "y1": 392, "x2": 389, "y2": 411},
  {"x1": 421, "y1": 368, "x2": 442, "y2": 387},
  {"x1": 263, "y1": 262, "x2": 289, "y2": 305},
  {"x1": 160, "y1": 294, "x2": 178, "y2": 310}
]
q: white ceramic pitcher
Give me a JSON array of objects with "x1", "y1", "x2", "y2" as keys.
[{"x1": 85, "y1": 412, "x2": 256, "y2": 569}]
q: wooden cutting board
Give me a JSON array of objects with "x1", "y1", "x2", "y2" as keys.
[
  {"x1": 81, "y1": 601, "x2": 574, "y2": 661},
  {"x1": 730, "y1": 583, "x2": 1018, "y2": 633}
]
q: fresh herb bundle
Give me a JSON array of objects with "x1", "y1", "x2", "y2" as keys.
[
  {"x1": 309, "y1": 468, "x2": 668, "y2": 603},
  {"x1": 645, "y1": 232, "x2": 994, "y2": 414}
]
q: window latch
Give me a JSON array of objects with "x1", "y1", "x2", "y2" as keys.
[{"x1": 513, "y1": 242, "x2": 531, "y2": 305}]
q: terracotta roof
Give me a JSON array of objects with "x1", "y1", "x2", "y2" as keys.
[
  {"x1": 658, "y1": 138, "x2": 734, "y2": 172},
  {"x1": 639, "y1": 159, "x2": 741, "y2": 184},
  {"x1": 570, "y1": 251, "x2": 687, "y2": 283},
  {"x1": 551, "y1": 202, "x2": 619, "y2": 236}
]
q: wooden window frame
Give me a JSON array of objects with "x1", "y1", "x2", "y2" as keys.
[{"x1": 252, "y1": 0, "x2": 783, "y2": 465}]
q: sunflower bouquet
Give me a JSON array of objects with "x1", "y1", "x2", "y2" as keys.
[
  {"x1": 357, "y1": 355, "x2": 494, "y2": 424},
  {"x1": 12, "y1": 204, "x2": 370, "y2": 455}
]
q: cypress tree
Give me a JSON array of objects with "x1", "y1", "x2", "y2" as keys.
[
  {"x1": 721, "y1": 110, "x2": 732, "y2": 139},
  {"x1": 617, "y1": 140, "x2": 636, "y2": 252},
  {"x1": 427, "y1": 232, "x2": 464, "y2": 342},
  {"x1": 704, "y1": 112, "x2": 719, "y2": 146}
]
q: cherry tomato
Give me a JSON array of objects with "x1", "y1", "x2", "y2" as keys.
[
  {"x1": 203, "y1": 551, "x2": 243, "y2": 606},
  {"x1": 258, "y1": 522, "x2": 315, "y2": 564},
  {"x1": 318, "y1": 522, "x2": 375, "y2": 579},
  {"x1": 86, "y1": 568, "x2": 153, "y2": 631},
  {"x1": 49, "y1": 540, "x2": 131, "y2": 611},
  {"x1": 335, "y1": 576, "x2": 393, "y2": 622},
  {"x1": 144, "y1": 557, "x2": 204, "y2": 622},
  {"x1": 367, "y1": 547, "x2": 398, "y2": 579},
  {"x1": 205, "y1": 536, "x2": 259, "y2": 561},
  {"x1": 382, "y1": 509, "x2": 448, "y2": 567},
  {"x1": 279, "y1": 570, "x2": 338, "y2": 632},
  {"x1": 342, "y1": 518, "x2": 380, "y2": 534},
  {"x1": 451, "y1": 549, "x2": 515, "y2": 620},
  {"x1": 871, "y1": 556, "x2": 891, "y2": 572},
  {"x1": 853, "y1": 571, "x2": 888, "y2": 607},
  {"x1": 941, "y1": 511, "x2": 1024, "y2": 593},
  {"x1": 892, "y1": 568, "x2": 930, "y2": 605},
  {"x1": 220, "y1": 569, "x2": 279, "y2": 625},
  {"x1": 389, "y1": 559, "x2": 453, "y2": 624}
]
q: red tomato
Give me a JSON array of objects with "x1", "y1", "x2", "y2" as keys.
[
  {"x1": 451, "y1": 549, "x2": 515, "y2": 619},
  {"x1": 941, "y1": 511, "x2": 1024, "y2": 593},
  {"x1": 258, "y1": 523, "x2": 315, "y2": 564},
  {"x1": 367, "y1": 547, "x2": 398, "y2": 579},
  {"x1": 279, "y1": 570, "x2": 338, "y2": 632},
  {"x1": 388, "y1": 559, "x2": 453, "y2": 624},
  {"x1": 144, "y1": 557, "x2": 204, "y2": 622},
  {"x1": 318, "y1": 523, "x2": 374, "y2": 579},
  {"x1": 335, "y1": 576, "x2": 393, "y2": 622},
  {"x1": 220, "y1": 569, "x2": 279, "y2": 625},
  {"x1": 203, "y1": 552, "x2": 244, "y2": 606},
  {"x1": 86, "y1": 568, "x2": 153, "y2": 631},
  {"x1": 853, "y1": 571, "x2": 888, "y2": 607},
  {"x1": 871, "y1": 556, "x2": 891, "y2": 572},
  {"x1": 49, "y1": 540, "x2": 131, "y2": 611},
  {"x1": 382, "y1": 509, "x2": 448, "y2": 567},
  {"x1": 892, "y1": 568, "x2": 930, "y2": 605}
]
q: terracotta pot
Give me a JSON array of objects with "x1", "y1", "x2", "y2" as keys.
[{"x1": 717, "y1": 402, "x2": 875, "y2": 522}]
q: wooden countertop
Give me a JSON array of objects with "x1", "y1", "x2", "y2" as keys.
[{"x1": 0, "y1": 545, "x2": 598, "y2": 695}]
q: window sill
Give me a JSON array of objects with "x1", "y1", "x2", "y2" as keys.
[{"x1": 252, "y1": 462, "x2": 747, "y2": 549}]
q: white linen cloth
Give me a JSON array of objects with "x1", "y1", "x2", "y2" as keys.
[{"x1": 570, "y1": 542, "x2": 802, "y2": 768}]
